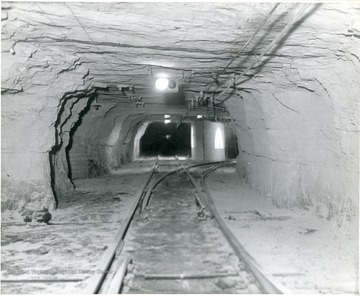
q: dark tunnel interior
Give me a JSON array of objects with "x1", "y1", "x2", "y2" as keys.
[
  {"x1": 226, "y1": 131, "x2": 239, "y2": 159},
  {"x1": 140, "y1": 122, "x2": 191, "y2": 157}
]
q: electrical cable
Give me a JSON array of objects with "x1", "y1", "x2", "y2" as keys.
[
  {"x1": 63, "y1": 2, "x2": 128, "y2": 71},
  {"x1": 215, "y1": 3, "x2": 311, "y2": 105},
  {"x1": 220, "y1": 3, "x2": 280, "y2": 77},
  {"x1": 36, "y1": 2, "x2": 104, "y2": 75},
  {"x1": 203, "y1": 3, "x2": 280, "y2": 96}
]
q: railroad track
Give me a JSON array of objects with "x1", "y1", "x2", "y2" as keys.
[{"x1": 86, "y1": 157, "x2": 287, "y2": 294}]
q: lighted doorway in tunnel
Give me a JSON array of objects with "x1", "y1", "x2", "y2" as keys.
[
  {"x1": 214, "y1": 127, "x2": 224, "y2": 149},
  {"x1": 140, "y1": 122, "x2": 191, "y2": 157}
]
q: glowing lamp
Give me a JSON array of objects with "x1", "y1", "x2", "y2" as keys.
[
  {"x1": 164, "y1": 119, "x2": 171, "y2": 124},
  {"x1": 155, "y1": 78, "x2": 169, "y2": 90}
]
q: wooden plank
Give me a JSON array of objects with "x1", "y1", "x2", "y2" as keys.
[
  {"x1": 254, "y1": 210, "x2": 272, "y2": 219},
  {"x1": 143, "y1": 272, "x2": 239, "y2": 280},
  {"x1": 272, "y1": 272, "x2": 306, "y2": 277}
]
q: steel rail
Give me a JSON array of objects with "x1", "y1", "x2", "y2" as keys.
[
  {"x1": 88, "y1": 159, "x2": 249, "y2": 294},
  {"x1": 198, "y1": 163, "x2": 291, "y2": 294},
  {"x1": 140, "y1": 166, "x2": 182, "y2": 214},
  {"x1": 106, "y1": 258, "x2": 132, "y2": 294},
  {"x1": 86, "y1": 158, "x2": 223, "y2": 293},
  {"x1": 142, "y1": 159, "x2": 229, "y2": 213},
  {"x1": 176, "y1": 158, "x2": 211, "y2": 211},
  {"x1": 83, "y1": 158, "x2": 159, "y2": 294}
]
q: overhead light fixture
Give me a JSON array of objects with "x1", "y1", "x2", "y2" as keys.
[
  {"x1": 155, "y1": 78, "x2": 169, "y2": 91},
  {"x1": 164, "y1": 114, "x2": 171, "y2": 119},
  {"x1": 164, "y1": 119, "x2": 171, "y2": 124},
  {"x1": 155, "y1": 78, "x2": 178, "y2": 93}
]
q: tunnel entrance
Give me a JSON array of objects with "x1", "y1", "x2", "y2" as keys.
[{"x1": 140, "y1": 122, "x2": 191, "y2": 157}]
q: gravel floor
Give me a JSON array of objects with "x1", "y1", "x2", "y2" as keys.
[
  {"x1": 206, "y1": 165, "x2": 358, "y2": 294},
  {"x1": 1, "y1": 162, "x2": 153, "y2": 294},
  {"x1": 1, "y1": 161, "x2": 358, "y2": 294}
]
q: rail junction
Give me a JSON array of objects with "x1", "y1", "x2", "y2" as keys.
[{"x1": 83, "y1": 157, "x2": 287, "y2": 294}]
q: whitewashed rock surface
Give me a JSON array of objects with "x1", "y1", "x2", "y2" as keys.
[
  {"x1": 2, "y1": 1, "x2": 358, "y2": 223},
  {"x1": 1, "y1": 3, "x2": 359, "y2": 292}
]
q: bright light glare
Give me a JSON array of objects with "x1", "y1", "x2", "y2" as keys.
[
  {"x1": 164, "y1": 119, "x2": 171, "y2": 124},
  {"x1": 155, "y1": 78, "x2": 169, "y2": 90},
  {"x1": 197, "y1": 115, "x2": 203, "y2": 119},
  {"x1": 215, "y1": 127, "x2": 224, "y2": 149},
  {"x1": 191, "y1": 125, "x2": 195, "y2": 148},
  {"x1": 164, "y1": 114, "x2": 171, "y2": 118}
]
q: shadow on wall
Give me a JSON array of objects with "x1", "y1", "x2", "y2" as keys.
[
  {"x1": 155, "y1": 87, "x2": 187, "y2": 106},
  {"x1": 88, "y1": 159, "x2": 108, "y2": 178},
  {"x1": 217, "y1": 3, "x2": 322, "y2": 103},
  {"x1": 59, "y1": 93, "x2": 109, "y2": 185},
  {"x1": 49, "y1": 90, "x2": 96, "y2": 206},
  {"x1": 239, "y1": 3, "x2": 322, "y2": 86},
  {"x1": 65, "y1": 98, "x2": 93, "y2": 180},
  {"x1": 226, "y1": 129, "x2": 239, "y2": 159},
  {"x1": 254, "y1": 3, "x2": 322, "y2": 74}
]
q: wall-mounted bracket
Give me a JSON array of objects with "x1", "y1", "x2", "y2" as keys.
[{"x1": 129, "y1": 94, "x2": 145, "y2": 108}]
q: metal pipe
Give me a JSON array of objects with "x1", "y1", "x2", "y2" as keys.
[
  {"x1": 218, "y1": 3, "x2": 280, "y2": 77},
  {"x1": 204, "y1": 3, "x2": 280, "y2": 95},
  {"x1": 215, "y1": 3, "x2": 311, "y2": 104}
]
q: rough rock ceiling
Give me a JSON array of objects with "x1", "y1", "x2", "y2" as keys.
[
  {"x1": 2, "y1": 2, "x2": 314, "y2": 109},
  {"x1": 1, "y1": 2, "x2": 359, "y2": 236}
]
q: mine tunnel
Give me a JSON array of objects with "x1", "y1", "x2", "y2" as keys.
[{"x1": 1, "y1": 2, "x2": 359, "y2": 294}]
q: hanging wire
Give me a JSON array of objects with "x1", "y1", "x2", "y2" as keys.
[
  {"x1": 38, "y1": 2, "x2": 308, "y2": 112},
  {"x1": 215, "y1": 3, "x2": 311, "y2": 105},
  {"x1": 41, "y1": 2, "x2": 203, "y2": 93},
  {"x1": 219, "y1": 3, "x2": 280, "y2": 77},
  {"x1": 63, "y1": 2, "x2": 128, "y2": 71},
  {"x1": 36, "y1": 2, "x2": 106, "y2": 76},
  {"x1": 203, "y1": 3, "x2": 280, "y2": 97},
  {"x1": 262, "y1": 74, "x2": 301, "y2": 114}
]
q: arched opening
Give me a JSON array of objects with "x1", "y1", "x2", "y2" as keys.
[{"x1": 139, "y1": 121, "x2": 191, "y2": 157}]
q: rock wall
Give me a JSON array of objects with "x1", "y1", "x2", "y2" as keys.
[
  {"x1": 50, "y1": 90, "x2": 96, "y2": 197},
  {"x1": 113, "y1": 114, "x2": 146, "y2": 166},
  {"x1": 67, "y1": 106, "x2": 146, "y2": 179},
  {"x1": 1, "y1": 81, "x2": 94, "y2": 220},
  {"x1": 1, "y1": 2, "x2": 94, "y2": 220},
  {"x1": 225, "y1": 4, "x2": 360, "y2": 222},
  {"x1": 1, "y1": 1, "x2": 359, "y2": 225}
]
